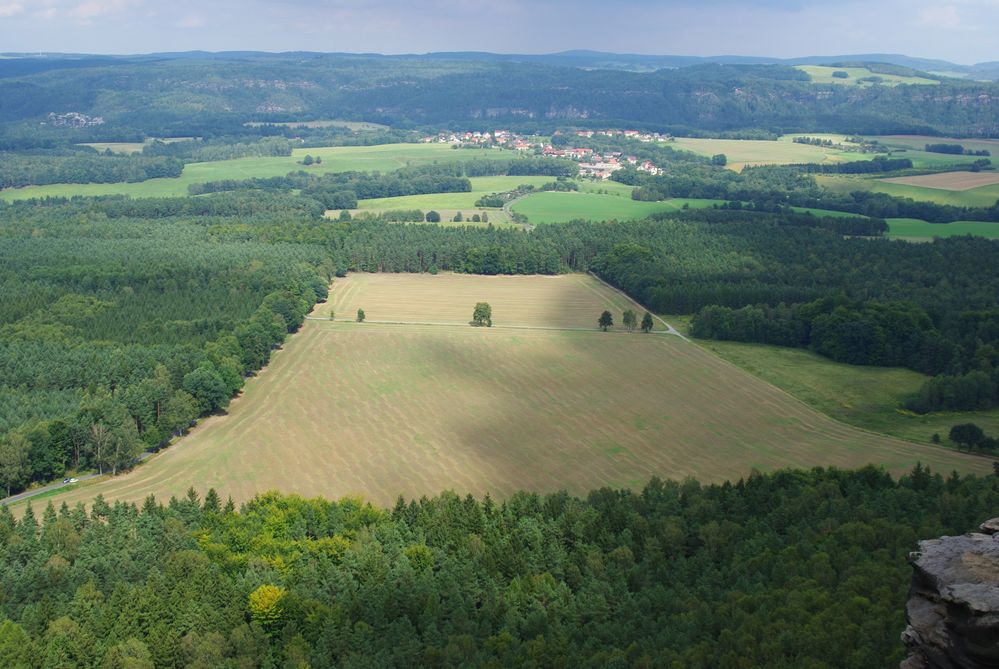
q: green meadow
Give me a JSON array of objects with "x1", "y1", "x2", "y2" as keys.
[
  {"x1": 0, "y1": 143, "x2": 517, "y2": 201},
  {"x1": 887, "y1": 218, "x2": 999, "y2": 240},
  {"x1": 510, "y1": 191, "x2": 720, "y2": 223},
  {"x1": 795, "y1": 65, "x2": 939, "y2": 86}
]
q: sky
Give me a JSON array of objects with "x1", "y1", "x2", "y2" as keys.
[{"x1": 0, "y1": 0, "x2": 997, "y2": 64}]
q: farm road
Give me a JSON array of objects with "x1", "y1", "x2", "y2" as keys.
[
  {"x1": 304, "y1": 316, "x2": 687, "y2": 338},
  {"x1": 1, "y1": 452, "x2": 153, "y2": 506}
]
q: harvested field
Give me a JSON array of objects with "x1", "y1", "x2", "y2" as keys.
[
  {"x1": 22, "y1": 273, "x2": 991, "y2": 511},
  {"x1": 881, "y1": 171, "x2": 999, "y2": 191}
]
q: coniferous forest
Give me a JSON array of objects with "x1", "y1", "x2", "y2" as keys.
[{"x1": 0, "y1": 466, "x2": 995, "y2": 668}]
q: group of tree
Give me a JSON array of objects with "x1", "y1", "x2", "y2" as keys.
[
  {"x1": 948, "y1": 423, "x2": 999, "y2": 452},
  {"x1": 925, "y1": 143, "x2": 991, "y2": 156},
  {"x1": 0, "y1": 465, "x2": 995, "y2": 666},
  {"x1": 0, "y1": 151, "x2": 183, "y2": 188},
  {"x1": 598, "y1": 309, "x2": 654, "y2": 333}
]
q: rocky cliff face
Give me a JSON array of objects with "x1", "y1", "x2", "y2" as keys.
[{"x1": 901, "y1": 518, "x2": 999, "y2": 669}]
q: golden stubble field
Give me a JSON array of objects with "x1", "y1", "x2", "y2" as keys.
[{"x1": 29, "y1": 273, "x2": 991, "y2": 510}]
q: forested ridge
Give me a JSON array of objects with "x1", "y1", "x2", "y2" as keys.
[
  {"x1": 2, "y1": 55, "x2": 999, "y2": 139},
  {"x1": 0, "y1": 466, "x2": 995, "y2": 668}
]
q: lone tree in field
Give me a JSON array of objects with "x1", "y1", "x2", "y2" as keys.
[
  {"x1": 471, "y1": 302, "x2": 492, "y2": 327},
  {"x1": 426, "y1": 210, "x2": 441, "y2": 223},
  {"x1": 328, "y1": 310, "x2": 335, "y2": 321},
  {"x1": 303, "y1": 154, "x2": 314, "y2": 166},
  {"x1": 598, "y1": 310, "x2": 613, "y2": 331},
  {"x1": 641, "y1": 312, "x2": 654, "y2": 333},
  {"x1": 356, "y1": 308, "x2": 365, "y2": 323},
  {"x1": 622, "y1": 309, "x2": 637, "y2": 332}
]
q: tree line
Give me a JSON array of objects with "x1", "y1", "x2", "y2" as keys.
[{"x1": 0, "y1": 465, "x2": 995, "y2": 667}]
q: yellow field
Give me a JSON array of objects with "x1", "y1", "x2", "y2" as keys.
[{"x1": 24, "y1": 273, "x2": 990, "y2": 511}]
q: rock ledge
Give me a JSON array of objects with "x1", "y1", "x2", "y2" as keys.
[{"x1": 901, "y1": 518, "x2": 999, "y2": 668}]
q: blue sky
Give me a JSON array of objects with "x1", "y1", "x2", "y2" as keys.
[{"x1": 0, "y1": 0, "x2": 997, "y2": 64}]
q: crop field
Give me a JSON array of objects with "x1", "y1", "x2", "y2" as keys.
[
  {"x1": 510, "y1": 191, "x2": 720, "y2": 223},
  {"x1": 881, "y1": 171, "x2": 999, "y2": 191},
  {"x1": 23, "y1": 272, "x2": 990, "y2": 512},
  {"x1": 887, "y1": 218, "x2": 999, "y2": 240},
  {"x1": 795, "y1": 65, "x2": 939, "y2": 86},
  {"x1": 818, "y1": 174, "x2": 999, "y2": 208},
  {"x1": 670, "y1": 136, "x2": 867, "y2": 171},
  {"x1": 0, "y1": 143, "x2": 516, "y2": 201}
]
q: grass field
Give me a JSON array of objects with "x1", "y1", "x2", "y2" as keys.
[
  {"x1": 19, "y1": 273, "x2": 989, "y2": 512},
  {"x1": 0, "y1": 143, "x2": 517, "y2": 201},
  {"x1": 695, "y1": 338, "x2": 999, "y2": 446},
  {"x1": 510, "y1": 191, "x2": 720, "y2": 223},
  {"x1": 671, "y1": 136, "x2": 867, "y2": 171},
  {"x1": 881, "y1": 171, "x2": 999, "y2": 191},
  {"x1": 795, "y1": 65, "x2": 939, "y2": 86},
  {"x1": 818, "y1": 174, "x2": 999, "y2": 208},
  {"x1": 887, "y1": 218, "x2": 999, "y2": 240}
]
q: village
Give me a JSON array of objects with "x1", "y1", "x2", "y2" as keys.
[{"x1": 421, "y1": 128, "x2": 668, "y2": 180}]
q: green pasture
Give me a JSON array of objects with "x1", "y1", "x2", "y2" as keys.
[
  {"x1": 795, "y1": 65, "x2": 939, "y2": 86},
  {"x1": 887, "y1": 218, "x2": 999, "y2": 240},
  {"x1": 670, "y1": 136, "x2": 869, "y2": 170},
  {"x1": 510, "y1": 191, "x2": 720, "y2": 223},
  {"x1": 0, "y1": 143, "x2": 518, "y2": 201},
  {"x1": 697, "y1": 338, "x2": 999, "y2": 447}
]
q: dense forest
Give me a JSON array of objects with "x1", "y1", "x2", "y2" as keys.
[
  {"x1": 2, "y1": 54, "x2": 999, "y2": 139},
  {"x1": 0, "y1": 466, "x2": 995, "y2": 668}
]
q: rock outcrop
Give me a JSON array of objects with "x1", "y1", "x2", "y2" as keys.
[{"x1": 901, "y1": 518, "x2": 999, "y2": 668}]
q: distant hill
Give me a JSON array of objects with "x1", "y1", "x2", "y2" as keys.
[
  {"x1": 0, "y1": 52, "x2": 997, "y2": 141},
  {"x1": 2, "y1": 50, "x2": 997, "y2": 79}
]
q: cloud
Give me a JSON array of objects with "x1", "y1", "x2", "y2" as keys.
[
  {"x1": 916, "y1": 4, "x2": 962, "y2": 28},
  {"x1": 174, "y1": 15, "x2": 207, "y2": 29},
  {"x1": 70, "y1": 0, "x2": 141, "y2": 20},
  {"x1": 0, "y1": 2, "x2": 24, "y2": 17}
]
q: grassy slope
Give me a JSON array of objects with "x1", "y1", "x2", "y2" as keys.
[
  {"x1": 0, "y1": 144, "x2": 517, "y2": 201},
  {"x1": 692, "y1": 338, "x2": 999, "y2": 449},
  {"x1": 21, "y1": 273, "x2": 989, "y2": 512}
]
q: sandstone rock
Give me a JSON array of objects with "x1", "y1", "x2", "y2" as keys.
[{"x1": 901, "y1": 518, "x2": 999, "y2": 668}]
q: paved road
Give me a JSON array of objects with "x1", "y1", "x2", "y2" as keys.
[{"x1": 0, "y1": 451, "x2": 153, "y2": 506}]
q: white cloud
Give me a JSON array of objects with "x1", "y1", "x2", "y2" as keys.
[
  {"x1": 173, "y1": 14, "x2": 206, "y2": 28},
  {"x1": 70, "y1": 0, "x2": 142, "y2": 20},
  {"x1": 916, "y1": 4, "x2": 962, "y2": 28},
  {"x1": 0, "y1": 2, "x2": 24, "y2": 17}
]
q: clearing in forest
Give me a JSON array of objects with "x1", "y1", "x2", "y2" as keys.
[{"x1": 25, "y1": 273, "x2": 991, "y2": 511}]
